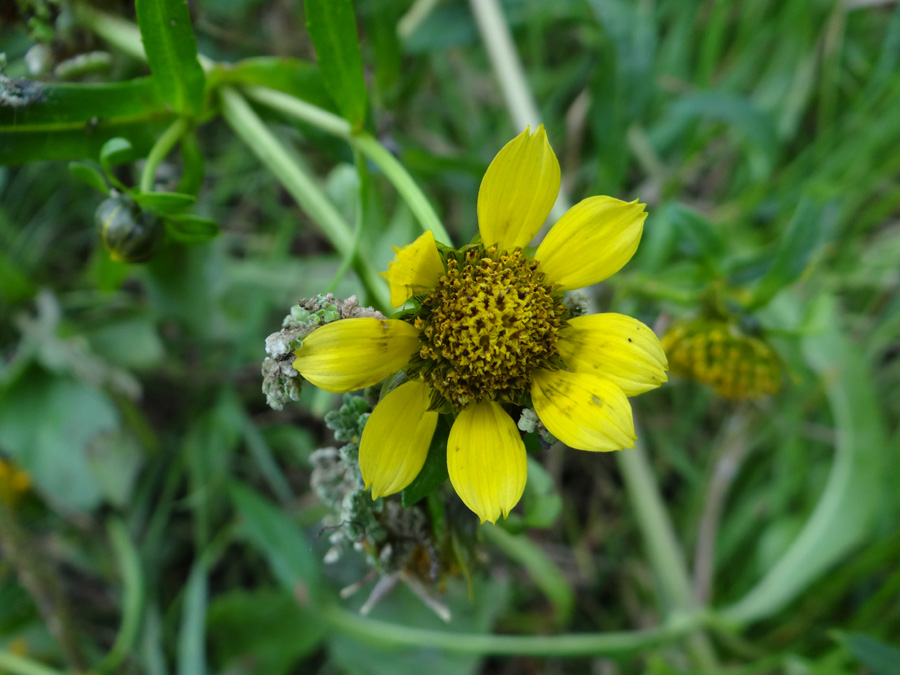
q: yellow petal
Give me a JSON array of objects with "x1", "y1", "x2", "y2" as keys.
[
  {"x1": 447, "y1": 401, "x2": 527, "y2": 524},
  {"x1": 558, "y1": 314, "x2": 668, "y2": 396},
  {"x1": 382, "y1": 230, "x2": 445, "y2": 308},
  {"x1": 477, "y1": 125, "x2": 560, "y2": 250},
  {"x1": 360, "y1": 381, "x2": 438, "y2": 498},
  {"x1": 535, "y1": 196, "x2": 646, "y2": 290},
  {"x1": 531, "y1": 369, "x2": 636, "y2": 451},
  {"x1": 292, "y1": 318, "x2": 419, "y2": 392}
]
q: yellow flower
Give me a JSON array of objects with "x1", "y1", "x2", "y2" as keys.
[{"x1": 293, "y1": 127, "x2": 667, "y2": 523}]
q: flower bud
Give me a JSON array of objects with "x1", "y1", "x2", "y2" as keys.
[{"x1": 95, "y1": 196, "x2": 163, "y2": 263}]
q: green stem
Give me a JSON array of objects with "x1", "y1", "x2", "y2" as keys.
[
  {"x1": 0, "y1": 652, "x2": 65, "y2": 675},
  {"x1": 326, "y1": 149, "x2": 369, "y2": 294},
  {"x1": 322, "y1": 603, "x2": 707, "y2": 656},
  {"x1": 95, "y1": 518, "x2": 145, "y2": 674},
  {"x1": 242, "y1": 86, "x2": 352, "y2": 138},
  {"x1": 244, "y1": 86, "x2": 452, "y2": 244},
  {"x1": 219, "y1": 87, "x2": 389, "y2": 310},
  {"x1": 482, "y1": 524, "x2": 573, "y2": 622},
  {"x1": 139, "y1": 118, "x2": 188, "y2": 193},
  {"x1": 351, "y1": 133, "x2": 452, "y2": 244},
  {"x1": 617, "y1": 439, "x2": 720, "y2": 672}
]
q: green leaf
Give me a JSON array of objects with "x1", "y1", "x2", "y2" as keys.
[
  {"x1": 840, "y1": 633, "x2": 900, "y2": 675},
  {"x1": 208, "y1": 57, "x2": 334, "y2": 112},
  {"x1": 368, "y1": 0, "x2": 403, "y2": 100},
  {"x1": 229, "y1": 481, "x2": 321, "y2": 593},
  {"x1": 0, "y1": 372, "x2": 118, "y2": 512},
  {"x1": 207, "y1": 589, "x2": 326, "y2": 675},
  {"x1": 86, "y1": 429, "x2": 143, "y2": 508},
  {"x1": 484, "y1": 525, "x2": 573, "y2": 623},
  {"x1": 665, "y1": 203, "x2": 725, "y2": 273},
  {"x1": 305, "y1": 0, "x2": 368, "y2": 127},
  {"x1": 720, "y1": 295, "x2": 886, "y2": 624},
  {"x1": 665, "y1": 90, "x2": 780, "y2": 180},
  {"x1": 0, "y1": 253, "x2": 37, "y2": 303},
  {"x1": 748, "y1": 198, "x2": 835, "y2": 309},
  {"x1": 68, "y1": 161, "x2": 109, "y2": 194},
  {"x1": 401, "y1": 417, "x2": 450, "y2": 507},
  {"x1": 0, "y1": 78, "x2": 173, "y2": 164},
  {"x1": 177, "y1": 563, "x2": 208, "y2": 675},
  {"x1": 100, "y1": 137, "x2": 135, "y2": 171},
  {"x1": 165, "y1": 214, "x2": 220, "y2": 243},
  {"x1": 135, "y1": 0, "x2": 206, "y2": 116},
  {"x1": 133, "y1": 191, "x2": 195, "y2": 214}
]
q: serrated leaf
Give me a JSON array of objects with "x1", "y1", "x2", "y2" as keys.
[
  {"x1": 401, "y1": 418, "x2": 450, "y2": 507},
  {"x1": 68, "y1": 161, "x2": 109, "y2": 194},
  {"x1": 165, "y1": 215, "x2": 220, "y2": 243},
  {"x1": 133, "y1": 191, "x2": 195, "y2": 214},
  {"x1": 135, "y1": 0, "x2": 206, "y2": 116},
  {"x1": 305, "y1": 0, "x2": 368, "y2": 127}
]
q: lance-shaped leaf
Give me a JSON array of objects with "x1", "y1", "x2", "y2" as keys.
[
  {"x1": 305, "y1": 0, "x2": 368, "y2": 128},
  {"x1": 0, "y1": 79, "x2": 172, "y2": 164},
  {"x1": 136, "y1": 0, "x2": 206, "y2": 116},
  {"x1": 748, "y1": 197, "x2": 836, "y2": 309}
]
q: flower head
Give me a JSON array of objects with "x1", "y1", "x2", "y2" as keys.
[
  {"x1": 662, "y1": 318, "x2": 780, "y2": 399},
  {"x1": 293, "y1": 127, "x2": 668, "y2": 523}
]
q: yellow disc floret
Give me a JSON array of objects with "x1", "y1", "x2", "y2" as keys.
[{"x1": 412, "y1": 245, "x2": 566, "y2": 409}]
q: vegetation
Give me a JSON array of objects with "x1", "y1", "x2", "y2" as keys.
[{"x1": 1, "y1": 0, "x2": 899, "y2": 673}]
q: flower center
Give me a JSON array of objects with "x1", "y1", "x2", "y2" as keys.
[{"x1": 412, "y1": 245, "x2": 566, "y2": 409}]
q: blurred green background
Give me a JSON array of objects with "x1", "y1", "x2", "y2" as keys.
[{"x1": 1, "y1": 0, "x2": 899, "y2": 673}]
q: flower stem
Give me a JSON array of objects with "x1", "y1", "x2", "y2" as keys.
[
  {"x1": 321, "y1": 603, "x2": 706, "y2": 656},
  {"x1": 139, "y1": 117, "x2": 188, "y2": 194},
  {"x1": 219, "y1": 87, "x2": 390, "y2": 310},
  {"x1": 350, "y1": 133, "x2": 452, "y2": 244},
  {"x1": 242, "y1": 86, "x2": 352, "y2": 138},
  {"x1": 243, "y1": 86, "x2": 451, "y2": 244},
  {"x1": 617, "y1": 437, "x2": 720, "y2": 672}
]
